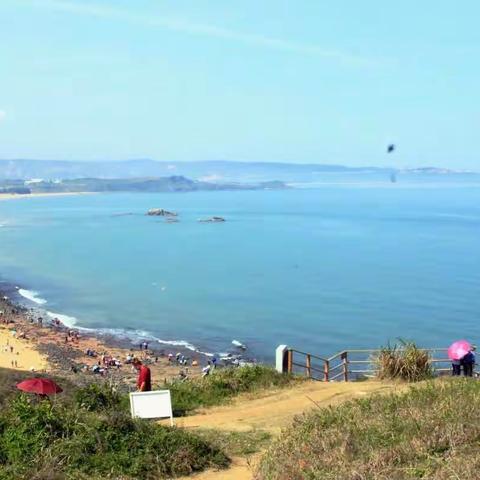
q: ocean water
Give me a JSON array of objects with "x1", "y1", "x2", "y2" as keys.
[{"x1": 0, "y1": 181, "x2": 479, "y2": 360}]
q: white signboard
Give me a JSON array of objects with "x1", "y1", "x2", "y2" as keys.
[{"x1": 129, "y1": 390, "x2": 174, "y2": 425}]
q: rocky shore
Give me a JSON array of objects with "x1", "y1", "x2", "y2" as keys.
[{"x1": 0, "y1": 286, "x2": 206, "y2": 389}]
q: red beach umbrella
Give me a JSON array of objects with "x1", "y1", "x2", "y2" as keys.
[
  {"x1": 16, "y1": 378, "x2": 63, "y2": 395},
  {"x1": 447, "y1": 340, "x2": 472, "y2": 361}
]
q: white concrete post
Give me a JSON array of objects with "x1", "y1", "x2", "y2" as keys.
[{"x1": 276, "y1": 345, "x2": 288, "y2": 373}]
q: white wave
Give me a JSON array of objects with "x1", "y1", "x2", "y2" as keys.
[
  {"x1": 157, "y1": 338, "x2": 214, "y2": 357},
  {"x1": 18, "y1": 289, "x2": 47, "y2": 305},
  {"x1": 16, "y1": 287, "x2": 216, "y2": 357},
  {"x1": 46, "y1": 311, "x2": 78, "y2": 328},
  {"x1": 13, "y1": 282, "x2": 216, "y2": 358},
  {"x1": 157, "y1": 338, "x2": 196, "y2": 349},
  {"x1": 80, "y1": 329, "x2": 215, "y2": 357}
]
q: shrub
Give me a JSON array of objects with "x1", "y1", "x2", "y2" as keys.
[
  {"x1": 256, "y1": 378, "x2": 480, "y2": 480},
  {"x1": 374, "y1": 340, "x2": 432, "y2": 382},
  {"x1": 0, "y1": 393, "x2": 229, "y2": 479},
  {"x1": 74, "y1": 382, "x2": 128, "y2": 412}
]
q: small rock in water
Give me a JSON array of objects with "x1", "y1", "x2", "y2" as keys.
[
  {"x1": 198, "y1": 216, "x2": 226, "y2": 223},
  {"x1": 147, "y1": 208, "x2": 177, "y2": 217}
]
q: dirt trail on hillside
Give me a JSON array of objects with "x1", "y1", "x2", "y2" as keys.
[{"x1": 176, "y1": 380, "x2": 404, "y2": 480}]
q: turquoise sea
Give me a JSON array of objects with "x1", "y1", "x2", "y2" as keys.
[{"x1": 0, "y1": 179, "x2": 479, "y2": 360}]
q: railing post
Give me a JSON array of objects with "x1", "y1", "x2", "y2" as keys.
[
  {"x1": 276, "y1": 345, "x2": 289, "y2": 373},
  {"x1": 324, "y1": 360, "x2": 329, "y2": 382},
  {"x1": 306, "y1": 354, "x2": 311, "y2": 378},
  {"x1": 287, "y1": 349, "x2": 293, "y2": 374},
  {"x1": 341, "y1": 351, "x2": 349, "y2": 381}
]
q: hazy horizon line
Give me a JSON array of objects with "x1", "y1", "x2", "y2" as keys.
[{"x1": 0, "y1": 157, "x2": 476, "y2": 173}]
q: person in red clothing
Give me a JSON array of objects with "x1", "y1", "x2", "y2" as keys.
[{"x1": 133, "y1": 359, "x2": 152, "y2": 392}]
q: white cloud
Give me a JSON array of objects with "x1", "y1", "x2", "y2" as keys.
[{"x1": 20, "y1": 0, "x2": 377, "y2": 66}]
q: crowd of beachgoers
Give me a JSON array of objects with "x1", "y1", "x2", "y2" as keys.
[{"x1": 0, "y1": 292, "x2": 212, "y2": 385}]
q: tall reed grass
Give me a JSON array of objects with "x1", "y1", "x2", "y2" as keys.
[{"x1": 374, "y1": 340, "x2": 432, "y2": 382}]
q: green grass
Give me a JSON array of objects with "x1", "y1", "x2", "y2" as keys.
[
  {"x1": 196, "y1": 429, "x2": 272, "y2": 457},
  {"x1": 167, "y1": 365, "x2": 300, "y2": 415},
  {"x1": 0, "y1": 365, "x2": 297, "y2": 479},
  {"x1": 0, "y1": 384, "x2": 228, "y2": 479},
  {"x1": 256, "y1": 378, "x2": 480, "y2": 480}
]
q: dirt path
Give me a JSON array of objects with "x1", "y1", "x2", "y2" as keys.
[{"x1": 176, "y1": 380, "x2": 404, "y2": 480}]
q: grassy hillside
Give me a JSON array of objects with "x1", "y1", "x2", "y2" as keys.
[
  {"x1": 256, "y1": 378, "x2": 480, "y2": 480},
  {"x1": 0, "y1": 387, "x2": 228, "y2": 480},
  {"x1": 0, "y1": 365, "x2": 295, "y2": 479}
]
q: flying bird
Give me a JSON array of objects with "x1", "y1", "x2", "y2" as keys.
[{"x1": 387, "y1": 144, "x2": 395, "y2": 153}]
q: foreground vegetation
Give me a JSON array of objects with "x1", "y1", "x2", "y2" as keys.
[
  {"x1": 256, "y1": 378, "x2": 480, "y2": 480},
  {"x1": 0, "y1": 365, "x2": 293, "y2": 479},
  {"x1": 0, "y1": 391, "x2": 228, "y2": 480}
]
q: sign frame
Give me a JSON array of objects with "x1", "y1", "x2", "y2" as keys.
[{"x1": 129, "y1": 390, "x2": 174, "y2": 426}]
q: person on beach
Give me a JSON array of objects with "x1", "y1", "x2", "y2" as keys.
[
  {"x1": 133, "y1": 359, "x2": 152, "y2": 392},
  {"x1": 202, "y1": 361, "x2": 212, "y2": 377}
]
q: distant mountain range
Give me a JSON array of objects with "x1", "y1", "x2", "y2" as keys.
[{"x1": 0, "y1": 159, "x2": 475, "y2": 183}]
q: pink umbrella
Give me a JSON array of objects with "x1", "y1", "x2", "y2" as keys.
[{"x1": 448, "y1": 340, "x2": 472, "y2": 361}]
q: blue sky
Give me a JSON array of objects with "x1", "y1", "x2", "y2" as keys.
[{"x1": 0, "y1": 0, "x2": 479, "y2": 169}]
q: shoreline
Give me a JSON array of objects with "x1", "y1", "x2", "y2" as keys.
[
  {"x1": 0, "y1": 283, "x2": 209, "y2": 386},
  {"x1": 4, "y1": 279, "x2": 256, "y2": 365},
  {"x1": 0, "y1": 278, "x2": 254, "y2": 387},
  {"x1": 0, "y1": 192, "x2": 92, "y2": 201},
  {"x1": 12, "y1": 285, "x2": 225, "y2": 359}
]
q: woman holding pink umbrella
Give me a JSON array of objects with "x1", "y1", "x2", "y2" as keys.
[{"x1": 448, "y1": 340, "x2": 476, "y2": 377}]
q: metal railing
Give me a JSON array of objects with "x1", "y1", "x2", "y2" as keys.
[{"x1": 286, "y1": 347, "x2": 455, "y2": 381}]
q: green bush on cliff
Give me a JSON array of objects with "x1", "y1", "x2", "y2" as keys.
[
  {"x1": 0, "y1": 393, "x2": 228, "y2": 480},
  {"x1": 74, "y1": 382, "x2": 128, "y2": 412}
]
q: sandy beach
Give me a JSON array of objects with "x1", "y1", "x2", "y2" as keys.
[
  {"x1": 0, "y1": 192, "x2": 91, "y2": 201},
  {"x1": 0, "y1": 325, "x2": 48, "y2": 372},
  {"x1": 0, "y1": 293, "x2": 203, "y2": 388}
]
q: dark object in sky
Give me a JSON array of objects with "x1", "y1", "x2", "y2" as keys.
[{"x1": 387, "y1": 144, "x2": 395, "y2": 153}]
